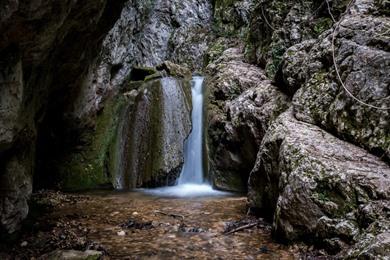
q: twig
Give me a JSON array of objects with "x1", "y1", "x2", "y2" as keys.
[
  {"x1": 224, "y1": 222, "x2": 258, "y2": 235},
  {"x1": 153, "y1": 210, "x2": 185, "y2": 220}
]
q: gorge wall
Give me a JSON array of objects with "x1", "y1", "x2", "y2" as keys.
[{"x1": 0, "y1": 0, "x2": 389, "y2": 258}]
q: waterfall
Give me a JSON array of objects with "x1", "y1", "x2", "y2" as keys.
[
  {"x1": 177, "y1": 76, "x2": 205, "y2": 185},
  {"x1": 141, "y1": 76, "x2": 228, "y2": 197}
]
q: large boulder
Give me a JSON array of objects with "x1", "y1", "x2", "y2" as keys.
[
  {"x1": 248, "y1": 110, "x2": 390, "y2": 256},
  {"x1": 209, "y1": 82, "x2": 290, "y2": 192},
  {"x1": 112, "y1": 77, "x2": 192, "y2": 188},
  {"x1": 280, "y1": 0, "x2": 390, "y2": 161},
  {"x1": 206, "y1": 47, "x2": 290, "y2": 192}
]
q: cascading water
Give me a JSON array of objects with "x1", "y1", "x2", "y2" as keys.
[
  {"x1": 177, "y1": 76, "x2": 205, "y2": 185},
  {"x1": 142, "y1": 76, "x2": 227, "y2": 197}
]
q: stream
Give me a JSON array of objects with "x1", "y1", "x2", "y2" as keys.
[{"x1": 1, "y1": 190, "x2": 309, "y2": 259}]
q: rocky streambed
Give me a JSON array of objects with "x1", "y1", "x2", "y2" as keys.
[{"x1": 0, "y1": 190, "x2": 325, "y2": 259}]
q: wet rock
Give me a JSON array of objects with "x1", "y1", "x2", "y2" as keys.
[
  {"x1": 207, "y1": 47, "x2": 289, "y2": 192},
  {"x1": 157, "y1": 61, "x2": 192, "y2": 79},
  {"x1": 120, "y1": 219, "x2": 153, "y2": 230},
  {"x1": 248, "y1": 110, "x2": 390, "y2": 256},
  {"x1": 39, "y1": 249, "x2": 103, "y2": 260},
  {"x1": 77, "y1": 0, "x2": 213, "y2": 122},
  {"x1": 112, "y1": 77, "x2": 192, "y2": 188}
]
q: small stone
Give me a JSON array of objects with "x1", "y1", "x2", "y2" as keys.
[
  {"x1": 20, "y1": 241, "x2": 28, "y2": 247},
  {"x1": 117, "y1": 230, "x2": 126, "y2": 236},
  {"x1": 132, "y1": 212, "x2": 139, "y2": 216},
  {"x1": 110, "y1": 211, "x2": 120, "y2": 216}
]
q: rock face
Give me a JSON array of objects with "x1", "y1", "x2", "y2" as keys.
[
  {"x1": 248, "y1": 111, "x2": 390, "y2": 255},
  {"x1": 36, "y1": 0, "x2": 213, "y2": 191},
  {"x1": 113, "y1": 77, "x2": 192, "y2": 189},
  {"x1": 281, "y1": 1, "x2": 390, "y2": 161},
  {"x1": 0, "y1": 0, "x2": 126, "y2": 234},
  {"x1": 245, "y1": 0, "x2": 348, "y2": 77},
  {"x1": 206, "y1": 47, "x2": 290, "y2": 191},
  {"x1": 74, "y1": 0, "x2": 212, "y2": 123}
]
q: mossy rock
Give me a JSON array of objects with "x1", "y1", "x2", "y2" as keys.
[{"x1": 57, "y1": 96, "x2": 128, "y2": 190}]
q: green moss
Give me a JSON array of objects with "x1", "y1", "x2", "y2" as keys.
[
  {"x1": 266, "y1": 42, "x2": 286, "y2": 77},
  {"x1": 313, "y1": 17, "x2": 333, "y2": 36},
  {"x1": 58, "y1": 96, "x2": 127, "y2": 190}
]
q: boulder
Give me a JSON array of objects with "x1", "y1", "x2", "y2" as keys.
[
  {"x1": 280, "y1": 0, "x2": 390, "y2": 160},
  {"x1": 210, "y1": 82, "x2": 290, "y2": 192},
  {"x1": 248, "y1": 110, "x2": 390, "y2": 256},
  {"x1": 112, "y1": 77, "x2": 192, "y2": 189},
  {"x1": 157, "y1": 61, "x2": 192, "y2": 79},
  {"x1": 206, "y1": 47, "x2": 289, "y2": 192}
]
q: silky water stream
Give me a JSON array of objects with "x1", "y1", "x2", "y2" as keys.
[{"x1": 142, "y1": 76, "x2": 226, "y2": 198}]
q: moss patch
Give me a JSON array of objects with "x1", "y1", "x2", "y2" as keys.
[{"x1": 58, "y1": 96, "x2": 127, "y2": 190}]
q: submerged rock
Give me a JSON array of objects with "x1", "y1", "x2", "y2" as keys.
[
  {"x1": 39, "y1": 250, "x2": 102, "y2": 260},
  {"x1": 248, "y1": 110, "x2": 390, "y2": 257}
]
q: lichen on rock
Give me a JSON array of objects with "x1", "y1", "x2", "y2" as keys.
[{"x1": 248, "y1": 110, "x2": 390, "y2": 256}]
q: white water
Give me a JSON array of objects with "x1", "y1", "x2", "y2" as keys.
[
  {"x1": 177, "y1": 76, "x2": 205, "y2": 185},
  {"x1": 142, "y1": 76, "x2": 228, "y2": 197}
]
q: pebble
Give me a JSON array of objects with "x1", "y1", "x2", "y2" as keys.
[
  {"x1": 110, "y1": 211, "x2": 120, "y2": 216},
  {"x1": 117, "y1": 230, "x2": 126, "y2": 236},
  {"x1": 20, "y1": 241, "x2": 28, "y2": 247},
  {"x1": 132, "y1": 212, "x2": 139, "y2": 216}
]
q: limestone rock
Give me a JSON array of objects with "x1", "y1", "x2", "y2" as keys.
[
  {"x1": 210, "y1": 82, "x2": 290, "y2": 192},
  {"x1": 112, "y1": 77, "x2": 192, "y2": 189},
  {"x1": 207, "y1": 47, "x2": 289, "y2": 191},
  {"x1": 246, "y1": 0, "x2": 348, "y2": 77},
  {"x1": 0, "y1": 47, "x2": 23, "y2": 151},
  {"x1": 280, "y1": 0, "x2": 390, "y2": 160},
  {"x1": 248, "y1": 110, "x2": 390, "y2": 257},
  {"x1": 75, "y1": 0, "x2": 213, "y2": 122},
  {"x1": 157, "y1": 61, "x2": 192, "y2": 79},
  {"x1": 0, "y1": 0, "x2": 125, "y2": 233},
  {"x1": 213, "y1": 0, "x2": 255, "y2": 37}
]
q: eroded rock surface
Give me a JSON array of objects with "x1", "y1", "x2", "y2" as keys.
[
  {"x1": 206, "y1": 47, "x2": 290, "y2": 191},
  {"x1": 113, "y1": 77, "x2": 192, "y2": 189},
  {"x1": 280, "y1": 1, "x2": 390, "y2": 160},
  {"x1": 0, "y1": 0, "x2": 126, "y2": 234},
  {"x1": 248, "y1": 111, "x2": 390, "y2": 256}
]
